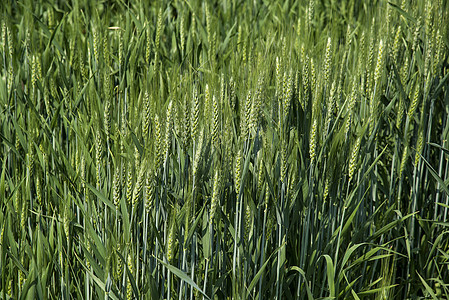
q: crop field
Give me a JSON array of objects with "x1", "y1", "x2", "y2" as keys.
[{"x1": 1, "y1": 0, "x2": 449, "y2": 299}]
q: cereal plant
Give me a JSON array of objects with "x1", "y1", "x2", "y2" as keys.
[{"x1": 0, "y1": 0, "x2": 448, "y2": 299}]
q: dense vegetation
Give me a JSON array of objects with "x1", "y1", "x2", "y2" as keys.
[{"x1": 1, "y1": 0, "x2": 448, "y2": 299}]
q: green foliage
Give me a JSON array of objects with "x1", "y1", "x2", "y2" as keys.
[{"x1": 1, "y1": 0, "x2": 449, "y2": 299}]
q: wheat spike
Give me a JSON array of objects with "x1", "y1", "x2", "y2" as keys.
[
  {"x1": 210, "y1": 170, "x2": 220, "y2": 223},
  {"x1": 349, "y1": 136, "x2": 362, "y2": 183}
]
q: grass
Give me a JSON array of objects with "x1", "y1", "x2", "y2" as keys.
[{"x1": 0, "y1": 0, "x2": 448, "y2": 299}]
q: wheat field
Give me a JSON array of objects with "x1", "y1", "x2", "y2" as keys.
[{"x1": 1, "y1": 0, "x2": 448, "y2": 299}]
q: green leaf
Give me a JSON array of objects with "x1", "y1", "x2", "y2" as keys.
[
  {"x1": 433, "y1": 70, "x2": 449, "y2": 98},
  {"x1": 436, "y1": 202, "x2": 449, "y2": 209},
  {"x1": 425, "y1": 231, "x2": 448, "y2": 268},
  {"x1": 156, "y1": 257, "x2": 211, "y2": 300},
  {"x1": 370, "y1": 212, "x2": 416, "y2": 241},
  {"x1": 76, "y1": 251, "x2": 120, "y2": 300},
  {"x1": 428, "y1": 142, "x2": 449, "y2": 156},
  {"x1": 185, "y1": 203, "x2": 206, "y2": 244},
  {"x1": 416, "y1": 272, "x2": 438, "y2": 300},
  {"x1": 357, "y1": 284, "x2": 398, "y2": 296},
  {"x1": 341, "y1": 273, "x2": 361, "y2": 300},
  {"x1": 220, "y1": 21, "x2": 237, "y2": 53},
  {"x1": 84, "y1": 218, "x2": 106, "y2": 264},
  {"x1": 202, "y1": 210, "x2": 211, "y2": 259},
  {"x1": 340, "y1": 243, "x2": 364, "y2": 271},
  {"x1": 387, "y1": 2, "x2": 417, "y2": 22},
  {"x1": 130, "y1": 130, "x2": 144, "y2": 157},
  {"x1": 87, "y1": 183, "x2": 118, "y2": 213},
  {"x1": 0, "y1": 132, "x2": 23, "y2": 159},
  {"x1": 286, "y1": 266, "x2": 314, "y2": 300},
  {"x1": 323, "y1": 255, "x2": 336, "y2": 298},
  {"x1": 247, "y1": 243, "x2": 286, "y2": 293},
  {"x1": 0, "y1": 157, "x2": 6, "y2": 205},
  {"x1": 340, "y1": 196, "x2": 365, "y2": 238},
  {"x1": 420, "y1": 155, "x2": 449, "y2": 196}
]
